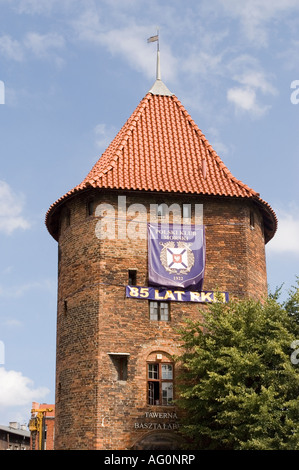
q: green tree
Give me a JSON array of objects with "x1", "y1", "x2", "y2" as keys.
[{"x1": 176, "y1": 285, "x2": 299, "y2": 450}]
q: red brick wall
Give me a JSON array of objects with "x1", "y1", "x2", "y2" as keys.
[{"x1": 54, "y1": 189, "x2": 268, "y2": 450}]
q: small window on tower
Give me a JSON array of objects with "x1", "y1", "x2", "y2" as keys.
[
  {"x1": 128, "y1": 269, "x2": 137, "y2": 285},
  {"x1": 109, "y1": 353, "x2": 129, "y2": 381},
  {"x1": 149, "y1": 301, "x2": 170, "y2": 321},
  {"x1": 117, "y1": 356, "x2": 128, "y2": 381},
  {"x1": 87, "y1": 200, "x2": 94, "y2": 217}
]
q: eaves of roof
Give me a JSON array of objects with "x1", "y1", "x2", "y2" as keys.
[{"x1": 45, "y1": 84, "x2": 277, "y2": 243}]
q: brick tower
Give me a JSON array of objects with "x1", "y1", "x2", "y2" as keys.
[{"x1": 46, "y1": 61, "x2": 277, "y2": 449}]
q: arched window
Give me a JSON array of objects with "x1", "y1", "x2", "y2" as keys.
[{"x1": 147, "y1": 352, "x2": 174, "y2": 406}]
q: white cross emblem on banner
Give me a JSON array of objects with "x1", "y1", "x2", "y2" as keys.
[{"x1": 166, "y1": 247, "x2": 188, "y2": 270}]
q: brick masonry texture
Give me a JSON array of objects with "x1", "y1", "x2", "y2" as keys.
[{"x1": 53, "y1": 188, "x2": 268, "y2": 450}]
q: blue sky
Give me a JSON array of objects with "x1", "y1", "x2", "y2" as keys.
[{"x1": 0, "y1": 0, "x2": 299, "y2": 427}]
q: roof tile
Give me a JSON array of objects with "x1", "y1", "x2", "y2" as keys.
[{"x1": 46, "y1": 87, "x2": 277, "y2": 242}]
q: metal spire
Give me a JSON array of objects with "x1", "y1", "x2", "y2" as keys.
[
  {"x1": 147, "y1": 30, "x2": 173, "y2": 97},
  {"x1": 147, "y1": 29, "x2": 160, "y2": 79}
]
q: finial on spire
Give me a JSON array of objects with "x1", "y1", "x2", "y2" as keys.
[
  {"x1": 147, "y1": 29, "x2": 160, "y2": 80},
  {"x1": 147, "y1": 29, "x2": 173, "y2": 97}
]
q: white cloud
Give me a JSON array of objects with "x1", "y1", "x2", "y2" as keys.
[
  {"x1": 0, "y1": 181, "x2": 30, "y2": 235},
  {"x1": 0, "y1": 367, "x2": 49, "y2": 407},
  {"x1": 226, "y1": 56, "x2": 277, "y2": 117},
  {"x1": 103, "y1": 28, "x2": 177, "y2": 82},
  {"x1": 72, "y1": 9, "x2": 177, "y2": 82},
  {"x1": 234, "y1": 70, "x2": 277, "y2": 96},
  {"x1": 16, "y1": 0, "x2": 59, "y2": 14},
  {"x1": 0, "y1": 34, "x2": 23, "y2": 61},
  {"x1": 267, "y1": 208, "x2": 299, "y2": 256},
  {"x1": 14, "y1": 0, "x2": 77, "y2": 15},
  {"x1": 0, "y1": 30, "x2": 65, "y2": 65},
  {"x1": 24, "y1": 31, "x2": 65, "y2": 59},
  {"x1": 218, "y1": 0, "x2": 299, "y2": 46},
  {"x1": 183, "y1": 50, "x2": 224, "y2": 79},
  {"x1": 227, "y1": 86, "x2": 269, "y2": 117}
]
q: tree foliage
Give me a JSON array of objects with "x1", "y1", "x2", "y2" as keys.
[{"x1": 176, "y1": 282, "x2": 299, "y2": 450}]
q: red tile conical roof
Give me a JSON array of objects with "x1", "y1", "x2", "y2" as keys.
[{"x1": 45, "y1": 80, "x2": 277, "y2": 242}]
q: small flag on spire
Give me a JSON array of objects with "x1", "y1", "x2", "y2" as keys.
[{"x1": 147, "y1": 35, "x2": 159, "y2": 43}]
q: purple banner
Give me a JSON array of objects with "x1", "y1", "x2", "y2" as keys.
[
  {"x1": 126, "y1": 286, "x2": 228, "y2": 303},
  {"x1": 148, "y1": 224, "x2": 205, "y2": 291}
]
